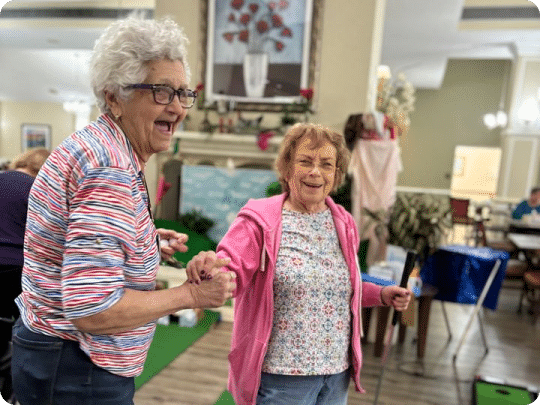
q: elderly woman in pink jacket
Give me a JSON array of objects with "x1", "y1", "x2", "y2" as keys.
[{"x1": 187, "y1": 123, "x2": 411, "y2": 405}]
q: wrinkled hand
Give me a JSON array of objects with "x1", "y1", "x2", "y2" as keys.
[
  {"x1": 382, "y1": 286, "x2": 411, "y2": 312},
  {"x1": 185, "y1": 251, "x2": 235, "y2": 308},
  {"x1": 185, "y1": 251, "x2": 231, "y2": 284},
  {"x1": 157, "y1": 228, "x2": 188, "y2": 261}
]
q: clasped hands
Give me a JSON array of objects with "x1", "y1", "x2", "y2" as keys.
[{"x1": 157, "y1": 229, "x2": 236, "y2": 308}]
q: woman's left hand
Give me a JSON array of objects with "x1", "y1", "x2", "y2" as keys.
[
  {"x1": 381, "y1": 286, "x2": 411, "y2": 312},
  {"x1": 157, "y1": 228, "x2": 189, "y2": 261}
]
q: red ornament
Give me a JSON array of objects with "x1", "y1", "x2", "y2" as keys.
[
  {"x1": 275, "y1": 41, "x2": 284, "y2": 51},
  {"x1": 228, "y1": 13, "x2": 235, "y2": 22},
  {"x1": 300, "y1": 88, "x2": 314, "y2": 101},
  {"x1": 223, "y1": 33, "x2": 234, "y2": 42},
  {"x1": 257, "y1": 131, "x2": 274, "y2": 151}
]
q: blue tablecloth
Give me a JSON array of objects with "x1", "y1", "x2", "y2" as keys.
[{"x1": 420, "y1": 245, "x2": 509, "y2": 310}]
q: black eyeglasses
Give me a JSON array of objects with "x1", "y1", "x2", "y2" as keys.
[{"x1": 126, "y1": 84, "x2": 197, "y2": 108}]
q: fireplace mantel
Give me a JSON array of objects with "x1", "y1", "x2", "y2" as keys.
[{"x1": 171, "y1": 131, "x2": 283, "y2": 168}]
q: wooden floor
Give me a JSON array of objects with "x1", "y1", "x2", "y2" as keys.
[{"x1": 134, "y1": 282, "x2": 540, "y2": 405}]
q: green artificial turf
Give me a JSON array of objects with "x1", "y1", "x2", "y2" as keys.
[
  {"x1": 135, "y1": 310, "x2": 220, "y2": 389},
  {"x1": 214, "y1": 391, "x2": 236, "y2": 404}
]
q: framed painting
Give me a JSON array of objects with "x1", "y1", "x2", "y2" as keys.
[
  {"x1": 21, "y1": 123, "x2": 51, "y2": 151},
  {"x1": 200, "y1": 0, "x2": 323, "y2": 112}
]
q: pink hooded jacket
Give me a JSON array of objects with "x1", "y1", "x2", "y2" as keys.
[{"x1": 216, "y1": 193, "x2": 384, "y2": 405}]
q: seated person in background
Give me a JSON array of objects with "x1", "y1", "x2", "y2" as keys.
[{"x1": 512, "y1": 187, "x2": 540, "y2": 220}]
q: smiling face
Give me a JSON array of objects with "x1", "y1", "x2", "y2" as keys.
[
  {"x1": 106, "y1": 59, "x2": 188, "y2": 164},
  {"x1": 286, "y1": 135, "x2": 337, "y2": 213}
]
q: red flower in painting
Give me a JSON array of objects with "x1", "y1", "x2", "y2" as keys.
[
  {"x1": 249, "y1": 3, "x2": 259, "y2": 13},
  {"x1": 240, "y1": 13, "x2": 250, "y2": 25},
  {"x1": 231, "y1": 0, "x2": 244, "y2": 10},
  {"x1": 256, "y1": 20, "x2": 269, "y2": 34},
  {"x1": 222, "y1": 0, "x2": 293, "y2": 53},
  {"x1": 271, "y1": 14, "x2": 283, "y2": 27},
  {"x1": 238, "y1": 30, "x2": 249, "y2": 42}
]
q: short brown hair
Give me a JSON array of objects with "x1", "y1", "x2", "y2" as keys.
[
  {"x1": 274, "y1": 123, "x2": 350, "y2": 194},
  {"x1": 10, "y1": 148, "x2": 50, "y2": 176}
]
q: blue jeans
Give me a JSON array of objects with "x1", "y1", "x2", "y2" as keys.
[
  {"x1": 11, "y1": 318, "x2": 135, "y2": 405},
  {"x1": 256, "y1": 369, "x2": 350, "y2": 405}
]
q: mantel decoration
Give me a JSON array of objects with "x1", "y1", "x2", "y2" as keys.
[
  {"x1": 375, "y1": 66, "x2": 416, "y2": 137},
  {"x1": 200, "y1": 0, "x2": 322, "y2": 112}
]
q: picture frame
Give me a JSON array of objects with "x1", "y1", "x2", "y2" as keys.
[
  {"x1": 199, "y1": 0, "x2": 323, "y2": 112},
  {"x1": 21, "y1": 123, "x2": 51, "y2": 152}
]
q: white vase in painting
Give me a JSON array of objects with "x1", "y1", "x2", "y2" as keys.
[{"x1": 243, "y1": 52, "x2": 268, "y2": 98}]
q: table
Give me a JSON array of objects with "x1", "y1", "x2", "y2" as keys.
[
  {"x1": 420, "y1": 245, "x2": 508, "y2": 362},
  {"x1": 508, "y1": 233, "x2": 540, "y2": 250},
  {"x1": 509, "y1": 220, "x2": 540, "y2": 235},
  {"x1": 508, "y1": 232, "x2": 540, "y2": 270}
]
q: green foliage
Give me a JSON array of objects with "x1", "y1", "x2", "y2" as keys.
[
  {"x1": 178, "y1": 210, "x2": 215, "y2": 236},
  {"x1": 265, "y1": 181, "x2": 282, "y2": 197},
  {"x1": 330, "y1": 175, "x2": 352, "y2": 213},
  {"x1": 387, "y1": 192, "x2": 453, "y2": 264}
]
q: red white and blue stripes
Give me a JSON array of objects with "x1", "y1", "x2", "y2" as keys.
[{"x1": 16, "y1": 114, "x2": 160, "y2": 377}]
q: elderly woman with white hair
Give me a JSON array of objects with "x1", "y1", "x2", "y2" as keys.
[{"x1": 11, "y1": 16, "x2": 236, "y2": 405}]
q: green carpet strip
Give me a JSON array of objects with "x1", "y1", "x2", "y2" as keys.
[
  {"x1": 214, "y1": 390, "x2": 236, "y2": 404},
  {"x1": 135, "y1": 310, "x2": 220, "y2": 389}
]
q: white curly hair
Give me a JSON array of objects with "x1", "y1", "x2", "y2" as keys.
[{"x1": 90, "y1": 14, "x2": 191, "y2": 114}]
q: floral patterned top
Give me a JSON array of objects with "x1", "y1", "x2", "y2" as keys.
[{"x1": 261, "y1": 208, "x2": 352, "y2": 375}]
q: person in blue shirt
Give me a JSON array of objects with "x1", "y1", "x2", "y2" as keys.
[{"x1": 512, "y1": 187, "x2": 540, "y2": 220}]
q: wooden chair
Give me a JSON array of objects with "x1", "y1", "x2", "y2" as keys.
[
  {"x1": 519, "y1": 271, "x2": 540, "y2": 323},
  {"x1": 449, "y1": 197, "x2": 476, "y2": 244}
]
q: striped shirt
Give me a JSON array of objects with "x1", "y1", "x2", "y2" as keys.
[{"x1": 15, "y1": 114, "x2": 160, "y2": 377}]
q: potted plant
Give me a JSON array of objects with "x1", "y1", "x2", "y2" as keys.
[{"x1": 387, "y1": 192, "x2": 452, "y2": 266}]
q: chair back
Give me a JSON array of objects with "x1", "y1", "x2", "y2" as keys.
[{"x1": 450, "y1": 197, "x2": 472, "y2": 225}]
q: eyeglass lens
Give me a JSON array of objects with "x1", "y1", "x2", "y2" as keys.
[{"x1": 153, "y1": 86, "x2": 195, "y2": 108}]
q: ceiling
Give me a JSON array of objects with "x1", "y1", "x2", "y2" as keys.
[{"x1": 0, "y1": 0, "x2": 539, "y2": 106}]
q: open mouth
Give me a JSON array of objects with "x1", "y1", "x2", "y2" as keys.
[
  {"x1": 155, "y1": 120, "x2": 173, "y2": 133},
  {"x1": 303, "y1": 181, "x2": 322, "y2": 189}
]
